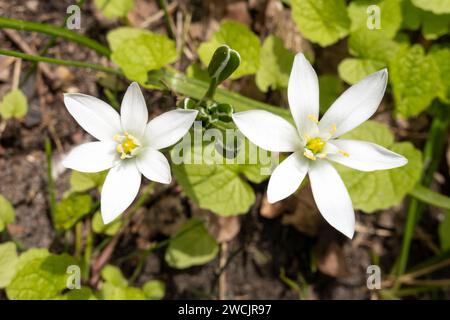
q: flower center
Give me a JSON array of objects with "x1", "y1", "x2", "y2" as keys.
[
  {"x1": 114, "y1": 132, "x2": 141, "y2": 160},
  {"x1": 303, "y1": 136, "x2": 326, "y2": 161}
]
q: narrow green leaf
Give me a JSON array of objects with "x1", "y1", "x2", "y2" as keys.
[{"x1": 409, "y1": 184, "x2": 450, "y2": 210}]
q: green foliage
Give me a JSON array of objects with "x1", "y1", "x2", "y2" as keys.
[
  {"x1": 108, "y1": 28, "x2": 178, "y2": 86},
  {"x1": 92, "y1": 211, "x2": 122, "y2": 235},
  {"x1": 337, "y1": 121, "x2": 423, "y2": 213},
  {"x1": 54, "y1": 287, "x2": 97, "y2": 300},
  {"x1": 318, "y1": 74, "x2": 343, "y2": 113},
  {"x1": 198, "y1": 21, "x2": 260, "y2": 79},
  {"x1": 390, "y1": 45, "x2": 442, "y2": 117},
  {"x1": 338, "y1": 30, "x2": 401, "y2": 84},
  {"x1": 0, "y1": 194, "x2": 15, "y2": 232},
  {"x1": 6, "y1": 250, "x2": 77, "y2": 300},
  {"x1": 411, "y1": 0, "x2": 450, "y2": 14},
  {"x1": 172, "y1": 140, "x2": 270, "y2": 216},
  {"x1": 94, "y1": 0, "x2": 134, "y2": 19},
  {"x1": 70, "y1": 170, "x2": 107, "y2": 193},
  {"x1": 255, "y1": 35, "x2": 294, "y2": 92},
  {"x1": 186, "y1": 63, "x2": 210, "y2": 82},
  {"x1": 0, "y1": 89, "x2": 28, "y2": 119},
  {"x1": 429, "y1": 47, "x2": 450, "y2": 103},
  {"x1": 338, "y1": 58, "x2": 385, "y2": 85},
  {"x1": 142, "y1": 280, "x2": 165, "y2": 300},
  {"x1": 99, "y1": 265, "x2": 150, "y2": 300},
  {"x1": 0, "y1": 242, "x2": 18, "y2": 288},
  {"x1": 439, "y1": 212, "x2": 450, "y2": 250},
  {"x1": 291, "y1": 0, "x2": 350, "y2": 47},
  {"x1": 348, "y1": 0, "x2": 402, "y2": 39},
  {"x1": 165, "y1": 219, "x2": 219, "y2": 269},
  {"x1": 53, "y1": 194, "x2": 92, "y2": 230}
]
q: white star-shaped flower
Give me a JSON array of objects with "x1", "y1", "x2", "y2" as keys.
[
  {"x1": 232, "y1": 53, "x2": 407, "y2": 238},
  {"x1": 63, "y1": 82, "x2": 198, "y2": 224}
]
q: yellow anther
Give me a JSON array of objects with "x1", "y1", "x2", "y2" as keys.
[
  {"x1": 339, "y1": 150, "x2": 349, "y2": 157},
  {"x1": 307, "y1": 114, "x2": 319, "y2": 123},
  {"x1": 317, "y1": 153, "x2": 327, "y2": 159},
  {"x1": 115, "y1": 132, "x2": 141, "y2": 159},
  {"x1": 303, "y1": 150, "x2": 317, "y2": 161},
  {"x1": 306, "y1": 137, "x2": 326, "y2": 154}
]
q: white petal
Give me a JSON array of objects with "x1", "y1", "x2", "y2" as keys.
[
  {"x1": 288, "y1": 53, "x2": 319, "y2": 135},
  {"x1": 232, "y1": 110, "x2": 302, "y2": 152},
  {"x1": 319, "y1": 69, "x2": 388, "y2": 138},
  {"x1": 309, "y1": 160, "x2": 355, "y2": 238},
  {"x1": 64, "y1": 93, "x2": 121, "y2": 141},
  {"x1": 62, "y1": 141, "x2": 117, "y2": 173},
  {"x1": 136, "y1": 148, "x2": 171, "y2": 184},
  {"x1": 145, "y1": 109, "x2": 198, "y2": 150},
  {"x1": 267, "y1": 151, "x2": 309, "y2": 203},
  {"x1": 101, "y1": 160, "x2": 141, "y2": 224},
  {"x1": 120, "y1": 82, "x2": 148, "y2": 138},
  {"x1": 327, "y1": 139, "x2": 408, "y2": 171}
]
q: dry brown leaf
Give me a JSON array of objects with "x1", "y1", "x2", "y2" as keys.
[
  {"x1": 192, "y1": 206, "x2": 241, "y2": 243},
  {"x1": 315, "y1": 241, "x2": 347, "y2": 278}
]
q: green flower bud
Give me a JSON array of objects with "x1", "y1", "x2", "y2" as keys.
[{"x1": 207, "y1": 45, "x2": 241, "y2": 84}]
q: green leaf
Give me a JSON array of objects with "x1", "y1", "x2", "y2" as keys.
[
  {"x1": 172, "y1": 140, "x2": 268, "y2": 216},
  {"x1": 0, "y1": 89, "x2": 28, "y2": 119},
  {"x1": 402, "y1": 0, "x2": 423, "y2": 30},
  {"x1": 0, "y1": 242, "x2": 18, "y2": 288},
  {"x1": 291, "y1": 0, "x2": 350, "y2": 47},
  {"x1": 348, "y1": 0, "x2": 402, "y2": 39},
  {"x1": 165, "y1": 218, "x2": 219, "y2": 269},
  {"x1": 92, "y1": 211, "x2": 122, "y2": 235},
  {"x1": 411, "y1": 0, "x2": 450, "y2": 14},
  {"x1": 109, "y1": 29, "x2": 177, "y2": 86},
  {"x1": 338, "y1": 58, "x2": 385, "y2": 85},
  {"x1": 6, "y1": 252, "x2": 77, "y2": 300},
  {"x1": 101, "y1": 265, "x2": 128, "y2": 287},
  {"x1": 439, "y1": 212, "x2": 450, "y2": 251},
  {"x1": 318, "y1": 74, "x2": 343, "y2": 114},
  {"x1": 0, "y1": 194, "x2": 15, "y2": 232},
  {"x1": 421, "y1": 12, "x2": 450, "y2": 40},
  {"x1": 186, "y1": 63, "x2": 210, "y2": 82},
  {"x1": 197, "y1": 20, "x2": 260, "y2": 79},
  {"x1": 348, "y1": 30, "x2": 401, "y2": 63},
  {"x1": 390, "y1": 45, "x2": 442, "y2": 117},
  {"x1": 142, "y1": 280, "x2": 165, "y2": 300},
  {"x1": 430, "y1": 47, "x2": 450, "y2": 103},
  {"x1": 53, "y1": 194, "x2": 92, "y2": 230},
  {"x1": 255, "y1": 35, "x2": 294, "y2": 92},
  {"x1": 70, "y1": 170, "x2": 107, "y2": 193},
  {"x1": 100, "y1": 282, "x2": 146, "y2": 300},
  {"x1": 336, "y1": 121, "x2": 423, "y2": 213},
  {"x1": 409, "y1": 184, "x2": 450, "y2": 210},
  {"x1": 94, "y1": 0, "x2": 134, "y2": 19},
  {"x1": 53, "y1": 286, "x2": 97, "y2": 300}
]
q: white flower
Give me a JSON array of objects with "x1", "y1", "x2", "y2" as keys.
[
  {"x1": 232, "y1": 53, "x2": 407, "y2": 238},
  {"x1": 63, "y1": 82, "x2": 198, "y2": 224}
]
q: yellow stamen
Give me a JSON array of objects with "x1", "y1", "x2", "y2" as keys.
[
  {"x1": 307, "y1": 114, "x2": 319, "y2": 123},
  {"x1": 303, "y1": 150, "x2": 317, "y2": 161},
  {"x1": 339, "y1": 150, "x2": 349, "y2": 157},
  {"x1": 115, "y1": 132, "x2": 141, "y2": 159},
  {"x1": 305, "y1": 137, "x2": 326, "y2": 154}
]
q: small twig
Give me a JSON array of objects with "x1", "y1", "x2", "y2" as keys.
[
  {"x1": 11, "y1": 58, "x2": 21, "y2": 90},
  {"x1": 218, "y1": 242, "x2": 228, "y2": 300},
  {"x1": 139, "y1": 2, "x2": 178, "y2": 28},
  {"x1": 157, "y1": 0, "x2": 176, "y2": 39}
]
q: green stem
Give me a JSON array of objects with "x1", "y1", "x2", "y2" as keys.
[
  {"x1": 151, "y1": 69, "x2": 291, "y2": 120},
  {"x1": 83, "y1": 218, "x2": 93, "y2": 281},
  {"x1": 409, "y1": 184, "x2": 450, "y2": 210},
  {"x1": 393, "y1": 105, "x2": 450, "y2": 288},
  {"x1": 157, "y1": 0, "x2": 175, "y2": 39},
  {"x1": 44, "y1": 138, "x2": 56, "y2": 217},
  {"x1": 0, "y1": 17, "x2": 110, "y2": 57},
  {"x1": 0, "y1": 49, "x2": 121, "y2": 75},
  {"x1": 21, "y1": 0, "x2": 87, "y2": 85},
  {"x1": 75, "y1": 221, "x2": 83, "y2": 260}
]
